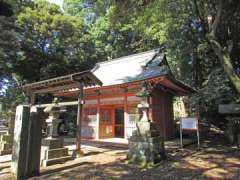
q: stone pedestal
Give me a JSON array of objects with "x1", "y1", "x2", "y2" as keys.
[
  {"x1": 41, "y1": 105, "x2": 72, "y2": 167},
  {"x1": 127, "y1": 86, "x2": 166, "y2": 165},
  {"x1": 128, "y1": 121, "x2": 166, "y2": 165},
  {"x1": 41, "y1": 138, "x2": 71, "y2": 167}
]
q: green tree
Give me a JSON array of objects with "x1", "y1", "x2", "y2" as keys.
[
  {"x1": 0, "y1": 0, "x2": 21, "y2": 84},
  {"x1": 0, "y1": 0, "x2": 32, "y2": 109},
  {"x1": 0, "y1": 0, "x2": 98, "y2": 108},
  {"x1": 112, "y1": 0, "x2": 240, "y2": 93},
  {"x1": 64, "y1": 0, "x2": 111, "y2": 24},
  {"x1": 15, "y1": 0, "x2": 97, "y2": 83},
  {"x1": 110, "y1": 0, "x2": 240, "y2": 128},
  {"x1": 64, "y1": 0, "x2": 159, "y2": 60},
  {"x1": 192, "y1": 0, "x2": 240, "y2": 93}
]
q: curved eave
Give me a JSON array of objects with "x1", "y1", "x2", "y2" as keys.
[
  {"x1": 164, "y1": 75, "x2": 196, "y2": 95},
  {"x1": 55, "y1": 75, "x2": 195, "y2": 97}
]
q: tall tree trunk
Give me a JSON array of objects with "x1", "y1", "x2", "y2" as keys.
[
  {"x1": 210, "y1": 40, "x2": 240, "y2": 93},
  {"x1": 194, "y1": 0, "x2": 240, "y2": 93},
  {"x1": 222, "y1": 54, "x2": 240, "y2": 93}
]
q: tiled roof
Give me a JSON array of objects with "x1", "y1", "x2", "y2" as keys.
[{"x1": 92, "y1": 49, "x2": 169, "y2": 86}]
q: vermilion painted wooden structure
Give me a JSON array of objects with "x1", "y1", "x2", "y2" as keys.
[
  {"x1": 55, "y1": 49, "x2": 194, "y2": 140},
  {"x1": 22, "y1": 49, "x2": 194, "y2": 142}
]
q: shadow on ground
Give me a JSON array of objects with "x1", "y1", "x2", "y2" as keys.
[
  {"x1": 1, "y1": 131, "x2": 239, "y2": 180},
  {"x1": 28, "y1": 132, "x2": 240, "y2": 180}
]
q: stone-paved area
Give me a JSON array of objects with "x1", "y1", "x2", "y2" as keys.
[{"x1": 0, "y1": 132, "x2": 239, "y2": 180}]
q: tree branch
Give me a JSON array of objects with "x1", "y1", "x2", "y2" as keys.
[
  {"x1": 192, "y1": 0, "x2": 207, "y2": 35},
  {"x1": 210, "y1": 0, "x2": 223, "y2": 37},
  {"x1": 209, "y1": 39, "x2": 223, "y2": 61}
]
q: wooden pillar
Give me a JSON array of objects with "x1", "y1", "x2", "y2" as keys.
[
  {"x1": 124, "y1": 88, "x2": 128, "y2": 139},
  {"x1": 30, "y1": 93, "x2": 36, "y2": 106},
  {"x1": 26, "y1": 91, "x2": 36, "y2": 106},
  {"x1": 76, "y1": 83, "x2": 84, "y2": 157},
  {"x1": 149, "y1": 95, "x2": 153, "y2": 122},
  {"x1": 96, "y1": 91, "x2": 100, "y2": 140}
]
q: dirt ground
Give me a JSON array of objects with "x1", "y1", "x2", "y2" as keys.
[{"x1": 0, "y1": 131, "x2": 239, "y2": 180}]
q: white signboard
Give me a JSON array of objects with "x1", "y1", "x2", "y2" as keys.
[
  {"x1": 181, "y1": 117, "x2": 198, "y2": 130},
  {"x1": 180, "y1": 117, "x2": 200, "y2": 149}
]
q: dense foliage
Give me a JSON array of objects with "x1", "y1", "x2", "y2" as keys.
[
  {"x1": 109, "y1": 0, "x2": 240, "y2": 122},
  {"x1": 0, "y1": 0, "x2": 239, "y2": 130}
]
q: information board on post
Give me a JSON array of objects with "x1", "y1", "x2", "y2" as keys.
[{"x1": 180, "y1": 117, "x2": 200, "y2": 148}]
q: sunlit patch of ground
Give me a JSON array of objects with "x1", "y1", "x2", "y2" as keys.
[{"x1": 0, "y1": 132, "x2": 239, "y2": 180}]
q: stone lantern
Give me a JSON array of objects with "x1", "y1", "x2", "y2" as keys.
[
  {"x1": 127, "y1": 83, "x2": 166, "y2": 165},
  {"x1": 44, "y1": 105, "x2": 61, "y2": 138},
  {"x1": 41, "y1": 102, "x2": 72, "y2": 167}
]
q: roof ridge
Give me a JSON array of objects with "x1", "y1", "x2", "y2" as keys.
[{"x1": 96, "y1": 48, "x2": 160, "y2": 66}]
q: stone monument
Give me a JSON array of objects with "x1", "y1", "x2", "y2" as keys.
[
  {"x1": 41, "y1": 103, "x2": 72, "y2": 167},
  {"x1": 0, "y1": 106, "x2": 16, "y2": 155},
  {"x1": 11, "y1": 105, "x2": 30, "y2": 179},
  {"x1": 127, "y1": 84, "x2": 166, "y2": 165}
]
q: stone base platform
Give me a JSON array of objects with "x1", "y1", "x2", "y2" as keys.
[
  {"x1": 128, "y1": 136, "x2": 165, "y2": 164},
  {"x1": 127, "y1": 121, "x2": 166, "y2": 165},
  {"x1": 42, "y1": 156, "x2": 73, "y2": 167},
  {"x1": 41, "y1": 138, "x2": 72, "y2": 167}
]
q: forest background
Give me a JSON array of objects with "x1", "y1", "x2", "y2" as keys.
[{"x1": 0, "y1": 0, "x2": 239, "y2": 130}]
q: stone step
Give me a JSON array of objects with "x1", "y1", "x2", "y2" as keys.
[
  {"x1": 45, "y1": 148, "x2": 69, "y2": 159},
  {"x1": 42, "y1": 138, "x2": 63, "y2": 150},
  {"x1": 42, "y1": 156, "x2": 73, "y2": 167}
]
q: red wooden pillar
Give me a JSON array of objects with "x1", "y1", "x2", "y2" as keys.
[
  {"x1": 124, "y1": 88, "x2": 128, "y2": 139},
  {"x1": 112, "y1": 107, "x2": 115, "y2": 138},
  {"x1": 148, "y1": 95, "x2": 153, "y2": 122},
  {"x1": 96, "y1": 90, "x2": 100, "y2": 140}
]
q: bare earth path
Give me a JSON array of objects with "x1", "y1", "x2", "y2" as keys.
[{"x1": 0, "y1": 132, "x2": 239, "y2": 180}]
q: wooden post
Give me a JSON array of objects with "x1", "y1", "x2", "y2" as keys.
[
  {"x1": 25, "y1": 91, "x2": 36, "y2": 106},
  {"x1": 30, "y1": 93, "x2": 36, "y2": 106},
  {"x1": 196, "y1": 117, "x2": 200, "y2": 149},
  {"x1": 124, "y1": 88, "x2": 128, "y2": 139},
  {"x1": 180, "y1": 118, "x2": 183, "y2": 149},
  {"x1": 76, "y1": 83, "x2": 84, "y2": 157},
  {"x1": 96, "y1": 91, "x2": 100, "y2": 140},
  {"x1": 148, "y1": 95, "x2": 153, "y2": 122}
]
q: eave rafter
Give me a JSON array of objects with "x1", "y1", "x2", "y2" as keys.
[{"x1": 21, "y1": 70, "x2": 102, "y2": 95}]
